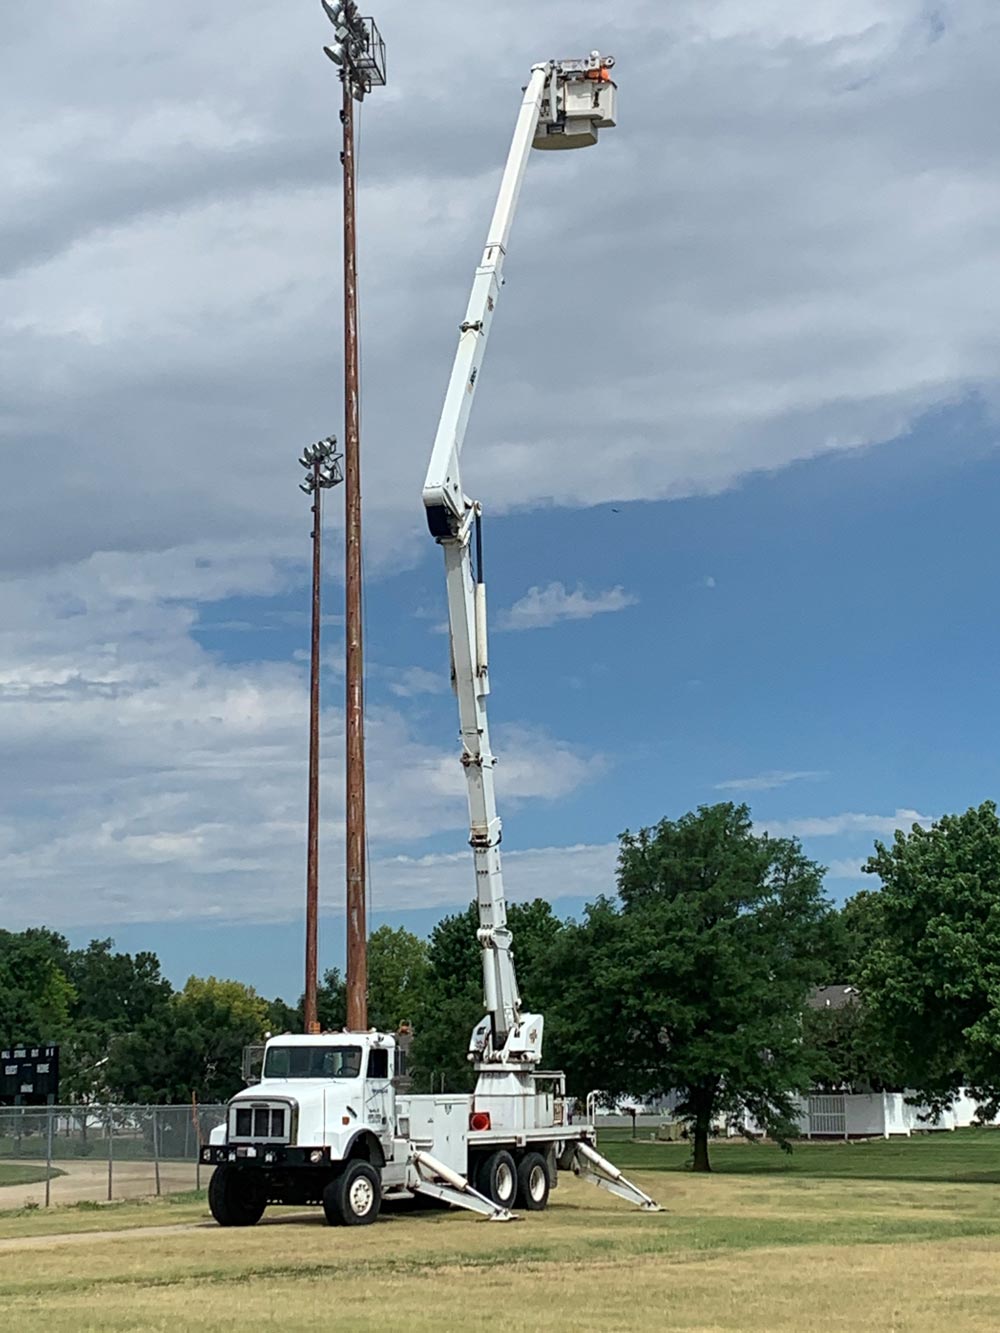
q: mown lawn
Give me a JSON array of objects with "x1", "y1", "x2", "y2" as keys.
[
  {"x1": 601, "y1": 1124, "x2": 1000, "y2": 1183},
  {"x1": 0, "y1": 1163, "x2": 64, "y2": 1189},
  {"x1": 0, "y1": 1131, "x2": 998, "y2": 1330}
]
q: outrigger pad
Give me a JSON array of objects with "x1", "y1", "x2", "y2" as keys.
[{"x1": 571, "y1": 1141, "x2": 663, "y2": 1212}]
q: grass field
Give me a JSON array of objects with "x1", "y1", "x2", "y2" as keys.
[
  {"x1": 1, "y1": 1130, "x2": 999, "y2": 1330},
  {"x1": 0, "y1": 1163, "x2": 63, "y2": 1188},
  {"x1": 603, "y1": 1126, "x2": 1000, "y2": 1182}
]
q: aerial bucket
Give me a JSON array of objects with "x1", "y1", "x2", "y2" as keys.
[{"x1": 533, "y1": 54, "x2": 617, "y2": 151}]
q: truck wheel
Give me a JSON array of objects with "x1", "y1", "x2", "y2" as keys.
[
  {"x1": 477, "y1": 1150, "x2": 517, "y2": 1208},
  {"x1": 323, "y1": 1161, "x2": 382, "y2": 1226},
  {"x1": 208, "y1": 1165, "x2": 266, "y2": 1227},
  {"x1": 516, "y1": 1152, "x2": 550, "y2": 1211}
]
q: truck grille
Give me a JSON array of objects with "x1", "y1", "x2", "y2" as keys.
[{"x1": 230, "y1": 1103, "x2": 288, "y2": 1142}]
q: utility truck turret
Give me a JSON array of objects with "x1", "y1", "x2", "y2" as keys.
[{"x1": 205, "y1": 48, "x2": 659, "y2": 1227}]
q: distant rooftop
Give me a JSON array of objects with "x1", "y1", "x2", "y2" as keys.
[{"x1": 807, "y1": 984, "x2": 859, "y2": 1010}]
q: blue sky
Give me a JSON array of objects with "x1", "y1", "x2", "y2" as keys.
[
  {"x1": 67, "y1": 393, "x2": 998, "y2": 997},
  {"x1": 5, "y1": 1, "x2": 1000, "y2": 1001}
]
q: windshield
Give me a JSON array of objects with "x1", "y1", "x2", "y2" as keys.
[{"x1": 263, "y1": 1045, "x2": 362, "y2": 1080}]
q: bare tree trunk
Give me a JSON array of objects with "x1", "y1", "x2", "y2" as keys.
[
  {"x1": 691, "y1": 1083, "x2": 715, "y2": 1172},
  {"x1": 692, "y1": 1116, "x2": 712, "y2": 1172}
]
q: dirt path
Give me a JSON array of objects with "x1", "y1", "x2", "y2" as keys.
[
  {"x1": 0, "y1": 1159, "x2": 200, "y2": 1209},
  {"x1": 0, "y1": 1220, "x2": 212, "y2": 1251},
  {"x1": 0, "y1": 1210, "x2": 317, "y2": 1252}
]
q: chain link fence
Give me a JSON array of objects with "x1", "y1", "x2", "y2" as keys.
[{"x1": 0, "y1": 1104, "x2": 227, "y2": 1207}]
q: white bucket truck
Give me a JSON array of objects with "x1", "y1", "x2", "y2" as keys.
[
  {"x1": 205, "y1": 47, "x2": 659, "y2": 1225},
  {"x1": 204, "y1": 1029, "x2": 656, "y2": 1224}
]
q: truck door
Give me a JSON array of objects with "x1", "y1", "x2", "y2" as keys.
[{"x1": 364, "y1": 1046, "x2": 395, "y2": 1159}]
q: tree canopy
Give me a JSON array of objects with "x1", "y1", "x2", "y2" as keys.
[
  {"x1": 860, "y1": 801, "x2": 1000, "y2": 1113},
  {"x1": 0, "y1": 933, "x2": 277, "y2": 1104},
  {"x1": 802, "y1": 997, "x2": 900, "y2": 1094},
  {"x1": 541, "y1": 804, "x2": 835, "y2": 1169},
  {"x1": 9, "y1": 794, "x2": 1000, "y2": 1149},
  {"x1": 0, "y1": 929, "x2": 75, "y2": 1049},
  {"x1": 104, "y1": 976, "x2": 269, "y2": 1104},
  {"x1": 366, "y1": 925, "x2": 429, "y2": 1032}
]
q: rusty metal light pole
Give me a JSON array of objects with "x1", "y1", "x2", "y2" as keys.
[
  {"x1": 341, "y1": 80, "x2": 368, "y2": 1034},
  {"x1": 321, "y1": 1, "x2": 386, "y2": 1032},
  {"x1": 298, "y1": 437, "x2": 342, "y2": 1034}
]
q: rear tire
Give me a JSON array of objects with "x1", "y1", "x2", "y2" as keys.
[
  {"x1": 323, "y1": 1161, "x2": 382, "y2": 1226},
  {"x1": 516, "y1": 1152, "x2": 550, "y2": 1211},
  {"x1": 208, "y1": 1165, "x2": 266, "y2": 1227},
  {"x1": 476, "y1": 1150, "x2": 517, "y2": 1208}
]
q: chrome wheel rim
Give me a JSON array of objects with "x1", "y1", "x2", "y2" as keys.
[
  {"x1": 496, "y1": 1161, "x2": 514, "y2": 1202},
  {"x1": 349, "y1": 1176, "x2": 375, "y2": 1215},
  {"x1": 529, "y1": 1164, "x2": 546, "y2": 1201}
]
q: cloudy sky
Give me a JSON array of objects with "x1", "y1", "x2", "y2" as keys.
[{"x1": 3, "y1": 1, "x2": 999, "y2": 999}]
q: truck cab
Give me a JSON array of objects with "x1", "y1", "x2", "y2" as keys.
[{"x1": 205, "y1": 1030, "x2": 399, "y2": 1225}]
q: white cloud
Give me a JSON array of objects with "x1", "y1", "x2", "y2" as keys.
[
  {"x1": 4, "y1": 1, "x2": 1000, "y2": 579},
  {"x1": 494, "y1": 728, "x2": 604, "y2": 802},
  {"x1": 498, "y1": 582, "x2": 638, "y2": 631},
  {"x1": 370, "y1": 842, "x2": 618, "y2": 916},
  {"x1": 825, "y1": 858, "x2": 869, "y2": 880},
  {"x1": 760, "y1": 809, "x2": 935, "y2": 838},
  {"x1": 715, "y1": 769, "x2": 827, "y2": 792},
  {"x1": 383, "y1": 666, "x2": 448, "y2": 699},
  {"x1": 0, "y1": 557, "x2": 602, "y2": 929}
]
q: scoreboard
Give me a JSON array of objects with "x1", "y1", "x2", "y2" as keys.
[{"x1": 0, "y1": 1045, "x2": 60, "y2": 1105}]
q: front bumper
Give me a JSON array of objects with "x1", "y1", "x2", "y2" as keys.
[{"x1": 201, "y1": 1144, "x2": 330, "y2": 1168}]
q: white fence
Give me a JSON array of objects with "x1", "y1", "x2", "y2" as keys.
[
  {"x1": 613, "y1": 1089, "x2": 1000, "y2": 1142},
  {"x1": 786, "y1": 1090, "x2": 1000, "y2": 1139}
]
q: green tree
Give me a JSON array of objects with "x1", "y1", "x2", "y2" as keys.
[
  {"x1": 0, "y1": 931, "x2": 177, "y2": 1102},
  {"x1": 267, "y1": 995, "x2": 301, "y2": 1035},
  {"x1": 411, "y1": 906, "x2": 488, "y2": 1093},
  {"x1": 268, "y1": 932, "x2": 431, "y2": 1040},
  {"x1": 802, "y1": 999, "x2": 900, "y2": 1092},
  {"x1": 61, "y1": 940, "x2": 173, "y2": 1101},
  {"x1": 106, "y1": 976, "x2": 268, "y2": 1103},
  {"x1": 0, "y1": 930, "x2": 75, "y2": 1047},
  {"x1": 839, "y1": 890, "x2": 885, "y2": 982},
  {"x1": 861, "y1": 802, "x2": 1000, "y2": 1113},
  {"x1": 798, "y1": 889, "x2": 901, "y2": 1095},
  {"x1": 544, "y1": 804, "x2": 834, "y2": 1171},
  {"x1": 367, "y1": 925, "x2": 429, "y2": 1031},
  {"x1": 67, "y1": 939, "x2": 171, "y2": 1032},
  {"x1": 263, "y1": 967, "x2": 345, "y2": 1037},
  {"x1": 316, "y1": 968, "x2": 346, "y2": 1031}
]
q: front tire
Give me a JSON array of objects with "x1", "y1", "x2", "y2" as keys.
[
  {"x1": 208, "y1": 1165, "x2": 266, "y2": 1227},
  {"x1": 477, "y1": 1150, "x2": 517, "y2": 1208},
  {"x1": 516, "y1": 1152, "x2": 550, "y2": 1211},
  {"x1": 323, "y1": 1161, "x2": 382, "y2": 1226}
]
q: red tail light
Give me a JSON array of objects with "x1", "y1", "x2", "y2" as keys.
[{"x1": 470, "y1": 1111, "x2": 491, "y2": 1131}]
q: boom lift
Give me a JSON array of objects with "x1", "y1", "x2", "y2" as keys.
[
  {"x1": 204, "y1": 52, "x2": 659, "y2": 1227},
  {"x1": 422, "y1": 50, "x2": 615, "y2": 1111}
]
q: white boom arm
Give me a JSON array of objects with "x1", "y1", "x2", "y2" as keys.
[{"x1": 422, "y1": 54, "x2": 617, "y2": 1066}]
